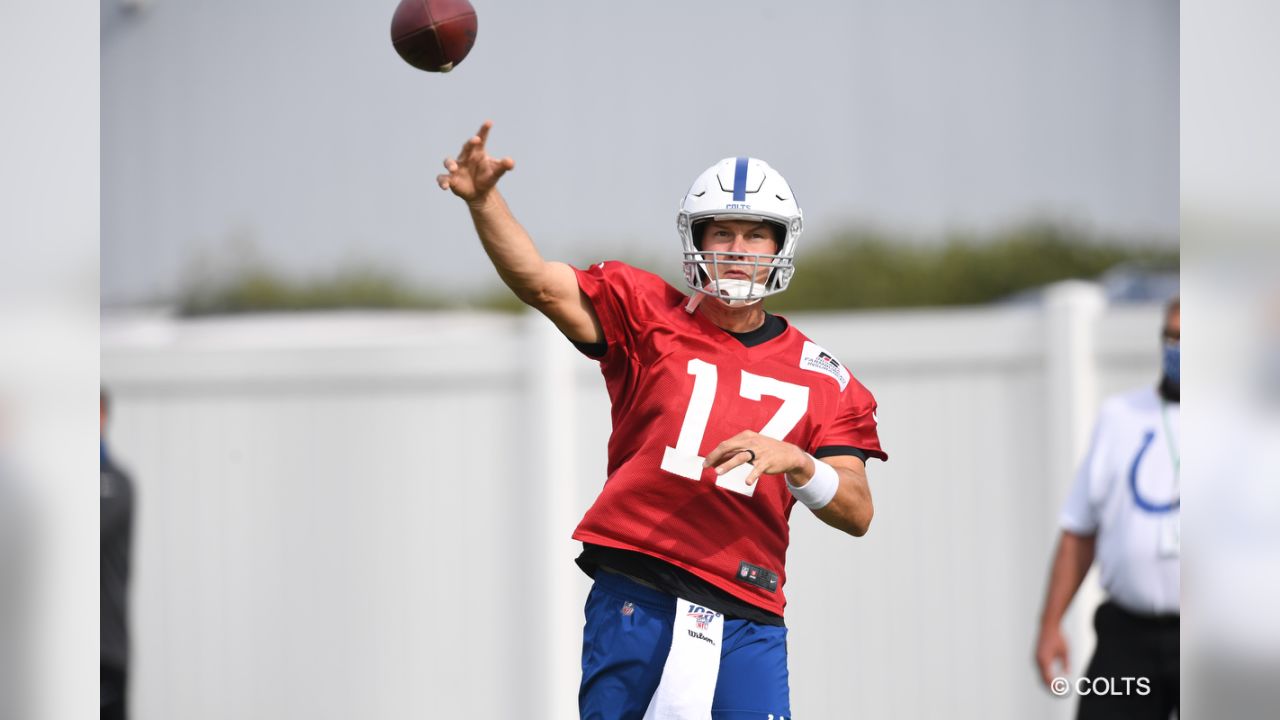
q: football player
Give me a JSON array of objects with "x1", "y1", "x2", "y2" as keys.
[{"x1": 439, "y1": 122, "x2": 887, "y2": 719}]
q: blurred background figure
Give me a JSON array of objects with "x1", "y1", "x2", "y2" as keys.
[
  {"x1": 1035, "y1": 298, "x2": 1179, "y2": 719},
  {"x1": 101, "y1": 389, "x2": 135, "y2": 720},
  {"x1": 0, "y1": 405, "x2": 32, "y2": 720},
  {"x1": 1182, "y1": 272, "x2": 1280, "y2": 720}
]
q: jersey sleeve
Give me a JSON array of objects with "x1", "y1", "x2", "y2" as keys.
[
  {"x1": 814, "y1": 376, "x2": 888, "y2": 462},
  {"x1": 571, "y1": 261, "x2": 666, "y2": 361}
]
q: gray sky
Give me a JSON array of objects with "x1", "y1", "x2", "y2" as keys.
[{"x1": 101, "y1": 0, "x2": 1177, "y2": 305}]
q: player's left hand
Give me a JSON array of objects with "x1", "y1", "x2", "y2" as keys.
[{"x1": 704, "y1": 431, "x2": 810, "y2": 486}]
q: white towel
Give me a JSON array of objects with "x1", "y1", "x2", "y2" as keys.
[{"x1": 642, "y1": 599, "x2": 724, "y2": 720}]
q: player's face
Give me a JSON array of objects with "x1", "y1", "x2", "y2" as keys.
[
  {"x1": 1162, "y1": 306, "x2": 1180, "y2": 343},
  {"x1": 699, "y1": 220, "x2": 780, "y2": 285}
]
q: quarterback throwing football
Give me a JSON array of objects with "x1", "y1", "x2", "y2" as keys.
[{"x1": 439, "y1": 122, "x2": 887, "y2": 720}]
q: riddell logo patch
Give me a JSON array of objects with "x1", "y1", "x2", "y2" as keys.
[{"x1": 799, "y1": 341, "x2": 850, "y2": 391}]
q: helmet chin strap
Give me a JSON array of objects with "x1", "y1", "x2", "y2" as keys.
[
  {"x1": 707, "y1": 278, "x2": 766, "y2": 307},
  {"x1": 686, "y1": 281, "x2": 766, "y2": 313}
]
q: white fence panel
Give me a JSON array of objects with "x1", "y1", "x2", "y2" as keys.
[{"x1": 102, "y1": 289, "x2": 1164, "y2": 720}]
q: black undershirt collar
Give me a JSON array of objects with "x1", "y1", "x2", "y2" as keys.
[
  {"x1": 725, "y1": 312, "x2": 787, "y2": 348},
  {"x1": 571, "y1": 311, "x2": 787, "y2": 358}
]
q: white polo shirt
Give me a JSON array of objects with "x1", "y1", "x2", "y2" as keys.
[{"x1": 1060, "y1": 386, "x2": 1180, "y2": 615}]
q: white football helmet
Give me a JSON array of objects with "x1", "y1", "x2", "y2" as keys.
[{"x1": 677, "y1": 157, "x2": 804, "y2": 306}]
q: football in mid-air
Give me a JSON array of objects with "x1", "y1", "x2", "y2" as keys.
[{"x1": 390, "y1": 0, "x2": 478, "y2": 73}]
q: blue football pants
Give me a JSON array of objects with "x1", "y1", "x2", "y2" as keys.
[{"x1": 580, "y1": 570, "x2": 792, "y2": 720}]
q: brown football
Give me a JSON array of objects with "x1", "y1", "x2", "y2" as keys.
[{"x1": 390, "y1": 0, "x2": 478, "y2": 73}]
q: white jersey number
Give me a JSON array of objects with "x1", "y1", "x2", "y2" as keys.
[{"x1": 659, "y1": 358, "x2": 810, "y2": 497}]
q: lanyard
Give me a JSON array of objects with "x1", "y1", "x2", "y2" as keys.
[{"x1": 1160, "y1": 400, "x2": 1180, "y2": 490}]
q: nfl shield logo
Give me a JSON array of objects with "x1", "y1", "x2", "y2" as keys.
[
  {"x1": 687, "y1": 606, "x2": 717, "y2": 630},
  {"x1": 621, "y1": 601, "x2": 634, "y2": 617}
]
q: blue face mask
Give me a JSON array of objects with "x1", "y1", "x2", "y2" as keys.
[{"x1": 1162, "y1": 342, "x2": 1180, "y2": 386}]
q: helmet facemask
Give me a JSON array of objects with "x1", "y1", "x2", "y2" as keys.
[
  {"x1": 677, "y1": 158, "x2": 804, "y2": 307},
  {"x1": 682, "y1": 219, "x2": 793, "y2": 307}
]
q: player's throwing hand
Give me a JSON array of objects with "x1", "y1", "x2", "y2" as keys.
[{"x1": 437, "y1": 121, "x2": 515, "y2": 204}]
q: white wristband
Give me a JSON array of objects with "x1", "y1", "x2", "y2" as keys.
[{"x1": 787, "y1": 455, "x2": 839, "y2": 510}]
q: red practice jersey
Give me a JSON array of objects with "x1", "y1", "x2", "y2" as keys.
[{"x1": 572, "y1": 261, "x2": 887, "y2": 616}]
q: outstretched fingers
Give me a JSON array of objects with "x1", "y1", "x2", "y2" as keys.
[
  {"x1": 488, "y1": 156, "x2": 515, "y2": 182},
  {"x1": 457, "y1": 136, "x2": 478, "y2": 164},
  {"x1": 437, "y1": 157, "x2": 459, "y2": 191},
  {"x1": 459, "y1": 121, "x2": 492, "y2": 163},
  {"x1": 440, "y1": 122, "x2": 513, "y2": 197}
]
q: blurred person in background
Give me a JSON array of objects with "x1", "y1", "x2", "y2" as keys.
[
  {"x1": 101, "y1": 389, "x2": 134, "y2": 720},
  {"x1": 438, "y1": 122, "x2": 886, "y2": 719},
  {"x1": 0, "y1": 408, "x2": 31, "y2": 720},
  {"x1": 1035, "y1": 298, "x2": 1180, "y2": 719}
]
